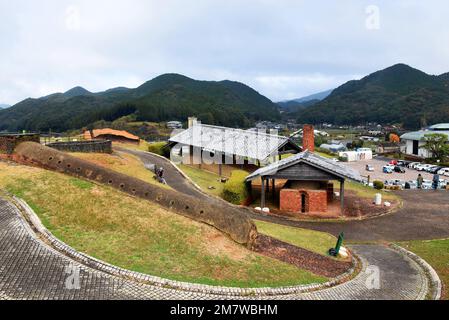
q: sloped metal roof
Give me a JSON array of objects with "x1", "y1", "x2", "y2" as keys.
[
  {"x1": 169, "y1": 124, "x2": 299, "y2": 161},
  {"x1": 246, "y1": 151, "x2": 362, "y2": 182},
  {"x1": 401, "y1": 130, "x2": 449, "y2": 141}
]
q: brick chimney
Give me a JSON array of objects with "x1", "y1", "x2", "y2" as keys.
[
  {"x1": 188, "y1": 117, "x2": 198, "y2": 128},
  {"x1": 302, "y1": 124, "x2": 315, "y2": 152}
]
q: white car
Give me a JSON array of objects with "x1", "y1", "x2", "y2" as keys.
[
  {"x1": 416, "y1": 164, "x2": 433, "y2": 171},
  {"x1": 422, "y1": 180, "x2": 433, "y2": 189},
  {"x1": 424, "y1": 165, "x2": 438, "y2": 172},
  {"x1": 437, "y1": 168, "x2": 449, "y2": 176},
  {"x1": 408, "y1": 162, "x2": 421, "y2": 169}
]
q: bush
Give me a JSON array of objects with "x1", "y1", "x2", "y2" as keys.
[
  {"x1": 373, "y1": 180, "x2": 384, "y2": 190},
  {"x1": 338, "y1": 156, "x2": 348, "y2": 162},
  {"x1": 222, "y1": 170, "x2": 249, "y2": 205},
  {"x1": 148, "y1": 142, "x2": 169, "y2": 157}
]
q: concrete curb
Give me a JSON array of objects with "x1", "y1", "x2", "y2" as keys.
[
  {"x1": 390, "y1": 244, "x2": 442, "y2": 300},
  {"x1": 12, "y1": 195, "x2": 360, "y2": 297}
]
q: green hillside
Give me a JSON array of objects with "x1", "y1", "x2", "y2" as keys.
[
  {"x1": 0, "y1": 74, "x2": 280, "y2": 132},
  {"x1": 296, "y1": 64, "x2": 449, "y2": 129}
]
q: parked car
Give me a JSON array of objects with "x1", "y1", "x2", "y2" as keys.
[
  {"x1": 416, "y1": 164, "x2": 434, "y2": 171},
  {"x1": 389, "y1": 160, "x2": 398, "y2": 166},
  {"x1": 383, "y1": 165, "x2": 393, "y2": 174},
  {"x1": 437, "y1": 168, "x2": 449, "y2": 176},
  {"x1": 424, "y1": 165, "x2": 438, "y2": 173},
  {"x1": 422, "y1": 180, "x2": 433, "y2": 189},
  {"x1": 366, "y1": 164, "x2": 374, "y2": 172},
  {"x1": 428, "y1": 166, "x2": 443, "y2": 174},
  {"x1": 405, "y1": 181, "x2": 417, "y2": 189},
  {"x1": 408, "y1": 162, "x2": 421, "y2": 169},
  {"x1": 394, "y1": 166, "x2": 406, "y2": 173},
  {"x1": 397, "y1": 160, "x2": 410, "y2": 167}
]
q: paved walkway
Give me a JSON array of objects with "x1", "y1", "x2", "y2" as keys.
[
  {"x1": 121, "y1": 148, "x2": 449, "y2": 242},
  {"x1": 0, "y1": 197, "x2": 430, "y2": 300}
]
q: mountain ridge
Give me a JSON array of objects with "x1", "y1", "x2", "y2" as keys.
[
  {"x1": 0, "y1": 74, "x2": 280, "y2": 132},
  {"x1": 295, "y1": 64, "x2": 449, "y2": 129}
]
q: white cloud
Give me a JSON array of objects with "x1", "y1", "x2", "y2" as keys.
[{"x1": 1, "y1": 0, "x2": 449, "y2": 105}]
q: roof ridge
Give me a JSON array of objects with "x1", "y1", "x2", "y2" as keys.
[{"x1": 195, "y1": 123, "x2": 288, "y2": 140}]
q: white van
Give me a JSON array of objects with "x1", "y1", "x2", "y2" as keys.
[{"x1": 438, "y1": 168, "x2": 449, "y2": 176}]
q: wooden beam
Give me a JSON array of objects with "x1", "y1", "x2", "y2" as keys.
[
  {"x1": 261, "y1": 177, "x2": 266, "y2": 208},
  {"x1": 340, "y1": 179, "x2": 345, "y2": 214}
]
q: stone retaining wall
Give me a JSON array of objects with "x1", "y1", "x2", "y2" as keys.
[
  {"x1": 47, "y1": 140, "x2": 112, "y2": 154},
  {"x1": 0, "y1": 133, "x2": 40, "y2": 155},
  {"x1": 13, "y1": 142, "x2": 257, "y2": 247}
]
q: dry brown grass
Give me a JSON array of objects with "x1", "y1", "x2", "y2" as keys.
[
  {"x1": 69, "y1": 151, "x2": 170, "y2": 189},
  {"x1": 0, "y1": 161, "x2": 326, "y2": 287}
]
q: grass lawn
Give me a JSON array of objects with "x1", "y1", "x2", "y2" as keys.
[
  {"x1": 400, "y1": 239, "x2": 449, "y2": 300},
  {"x1": 255, "y1": 221, "x2": 337, "y2": 257},
  {"x1": 178, "y1": 165, "x2": 225, "y2": 197},
  {"x1": 114, "y1": 140, "x2": 152, "y2": 152},
  {"x1": 0, "y1": 161, "x2": 326, "y2": 287},
  {"x1": 69, "y1": 151, "x2": 170, "y2": 190}
]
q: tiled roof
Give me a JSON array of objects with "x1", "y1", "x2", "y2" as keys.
[
  {"x1": 246, "y1": 151, "x2": 362, "y2": 182},
  {"x1": 169, "y1": 124, "x2": 299, "y2": 161},
  {"x1": 83, "y1": 129, "x2": 139, "y2": 141}
]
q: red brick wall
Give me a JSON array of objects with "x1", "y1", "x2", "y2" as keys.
[
  {"x1": 308, "y1": 190, "x2": 328, "y2": 213},
  {"x1": 302, "y1": 124, "x2": 315, "y2": 152},
  {"x1": 279, "y1": 189, "x2": 302, "y2": 212},
  {"x1": 279, "y1": 188, "x2": 327, "y2": 214}
]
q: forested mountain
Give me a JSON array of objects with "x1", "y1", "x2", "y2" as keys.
[
  {"x1": 296, "y1": 64, "x2": 449, "y2": 129},
  {"x1": 0, "y1": 74, "x2": 280, "y2": 132}
]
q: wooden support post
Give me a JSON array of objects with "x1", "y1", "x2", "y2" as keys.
[
  {"x1": 266, "y1": 178, "x2": 270, "y2": 193},
  {"x1": 261, "y1": 177, "x2": 266, "y2": 208},
  {"x1": 219, "y1": 164, "x2": 222, "y2": 177},
  {"x1": 272, "y1": 179, "x2": 276, "y2": 199},
  {"x1": 340, "y1": 179, "x2": 345, "y2": 214}
]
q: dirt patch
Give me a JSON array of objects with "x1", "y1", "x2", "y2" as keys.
[
  {"x1": 343, "y1": 191, "x2": 400, "y2": 218},
  {"x1": 254, "y1": 235, "x2": 352, "y2": 278},
  {"x1": 202, "y1": 232, "x2": 248, "y2": 261}
]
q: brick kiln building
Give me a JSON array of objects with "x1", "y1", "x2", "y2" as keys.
[
  {"x1": 245, "y1": 126, "x2": 362, "y2": 218},
  {"x1": 83, "y1": 129, "x2": 140, "y2": 145}
]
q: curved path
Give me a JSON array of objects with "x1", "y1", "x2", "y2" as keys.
[
  {"x1": 0, "y1": 197, "x2": 430, "y2": 300},
  {"x1": 121, "y1": 148, "x2": 449, "y2": 242}
]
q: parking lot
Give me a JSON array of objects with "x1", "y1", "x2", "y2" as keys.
[{"x1": 343, "y1": 158, "x2": 436, "y2": 185}]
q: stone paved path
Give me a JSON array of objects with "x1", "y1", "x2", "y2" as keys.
[
  {"x1": 121, "y1": 148, "x2": 449, "y2": 242},
  {"x1": 0, "y1": 197, "x2": 429, "y2": 300}
]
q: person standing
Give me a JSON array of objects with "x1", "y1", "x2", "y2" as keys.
[
  {"x1": 433, "y1": 173, "x2": 440, "y2": 190},
  {"x1": 417, "y1": 174, "x2": 424, "y2": 189}
]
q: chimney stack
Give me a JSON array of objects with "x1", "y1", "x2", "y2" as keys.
[
  {"x1": 302, "y1": 124, "x2": 315, "y2": 152},
  {"x1": 188, "y1": 117, "x2": 198, "y2": 128}
]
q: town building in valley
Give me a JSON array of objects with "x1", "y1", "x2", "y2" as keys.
[
  {"x1": 401, "y1": 123, "x2": 449, "y2": 158},
  {"x1": 83, "y1": 128, "x2": 140, "y2": 145}
]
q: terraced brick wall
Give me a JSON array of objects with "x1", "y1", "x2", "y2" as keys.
[
  {"x1": 13, "y1": 142, "x2": 258, "y2": 247},
  {"x1": 47, "y1": 140, "x2": 112, "y2": 154}
]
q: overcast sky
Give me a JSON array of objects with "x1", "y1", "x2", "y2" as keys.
[{"x1": 1, "y1": 0, "x2": 449, "y2": 105}]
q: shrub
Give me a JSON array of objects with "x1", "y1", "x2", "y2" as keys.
[
  {"x1": 222, "y1": 170, "x2": 249, "y2": 205},
  {"x1": 338, "y1": 156, "x2": 348, "y2": 162},
  {"x1": 373, "y1": 180, "x2": 384, "y2": 190},
  {"x1": 148, "y1": 142, "x2": 168, "y2": 157}
]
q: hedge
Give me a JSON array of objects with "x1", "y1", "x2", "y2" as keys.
[
  {"x1": 373, "y1": 180, "x2": 384, "y2": 190},
  {"x1": 148, "y1": 142, "x2": 169, "y2": 157},
  {"x1": 222, "y1": 170, "x2": 249, "y2": 205}
]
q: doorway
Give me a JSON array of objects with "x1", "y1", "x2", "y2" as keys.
[{"x1": 301, "y1": 192, "x2": 309, "y2": 213}]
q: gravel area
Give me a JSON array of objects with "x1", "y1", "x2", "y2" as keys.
[{"x1": 343, "y1": 158, "x2": 436, "y2": 183}]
